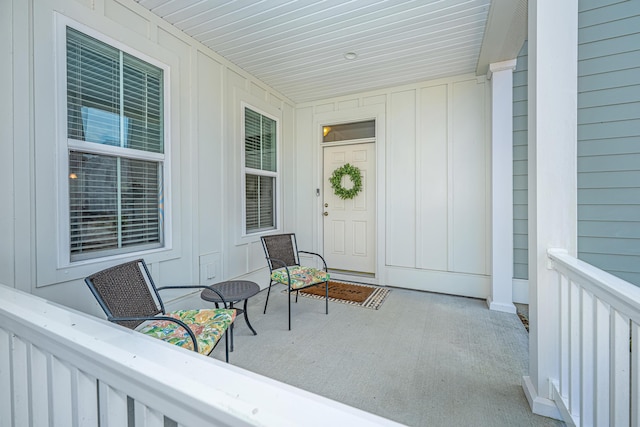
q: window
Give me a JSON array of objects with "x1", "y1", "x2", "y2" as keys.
[
  {"x1": 243, "y1": 106, "x2": 278, "y2": 234},
  {"x1": 66, "y1": 27, "x2": 166, "y2": 261},
  {"x1": 322, "y1": 120, "x2": 375, "y2": 142}
]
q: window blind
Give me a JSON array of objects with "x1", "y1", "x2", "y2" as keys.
[
  {"x1": 123, "y1": 54, "x2": 163, "y2": 153},
  {"x1": 245, "y1": 174, "x2": 275, "y2": 232},
  {"x1": 67, "y1": 28, "x2": 120, "y2": 145},
  {"x1": 245, "y1": 108, "x2": 276, "y2": 172},
  {"x1": 67, "y1": 28, "x2": 164, "y2": 261},
  {"x1": 244, "y1": 107, "x2": 277, "y2": 233},
  {"x1": 67, "y1": 27, "x2": 163, "y2": 152}
]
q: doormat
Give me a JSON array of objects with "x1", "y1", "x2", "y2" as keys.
[
  {"x1": 516, "y1": 304, "x2": 529, "y2": 332},
  {"x1": 517, "y1": 311, "x2": 529, "y2": 332},
  {"x1": 284, "y1": 281, "x2": 390, "y2": 310}
]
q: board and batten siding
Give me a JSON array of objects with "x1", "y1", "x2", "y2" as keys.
[
  {"x1": 4, "y1": 0, "x2": 295, "y2": 315},
  {"x1": 577, "y1": 0, "x2": 640, "y2": 287},
  {"x1": 296, "y1": 74, "x2": 491, "y2": 298},
  {"x1": 513, "y1": 42, "x2": 529, "y2": 281}
]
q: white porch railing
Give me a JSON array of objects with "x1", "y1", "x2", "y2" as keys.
[
  {"x1": 0, "y1": 284, "x2": 401, "y2": 427},
  {"x1": 547, "y1": 248, "x2": 640, "y2": 426}
]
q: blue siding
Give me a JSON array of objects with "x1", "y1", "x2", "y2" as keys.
[
  {"x1": 511, "y1": 1, "x2": 640, "y2": 287},
  {"x1": 513, "y1": 42, "x2": 528, "y2": 280},
  {"x1": 577, "y1": 0, "x2": 640, "y2": 286}
]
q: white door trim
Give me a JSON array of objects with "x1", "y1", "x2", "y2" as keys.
[{"x1": 313, "y1": 105, "x2": 386, "y2": 284}]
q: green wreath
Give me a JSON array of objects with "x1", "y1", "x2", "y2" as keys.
[{"x1": 329, "y1": 163, "x2": 362, "y2": 200}]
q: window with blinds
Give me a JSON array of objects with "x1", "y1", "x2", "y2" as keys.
[
  {"x1": 244, "y1": 107, "x2": 277, "y2": 233},
  {"x1": 66, "y1": 27, "x2": 165, "y2": 261}
]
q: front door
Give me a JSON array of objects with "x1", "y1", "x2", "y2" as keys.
[{"x1": 322, "y1": 143, "x2": 376, "y2": 274}]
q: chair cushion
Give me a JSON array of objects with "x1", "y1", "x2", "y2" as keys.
[
  {"x1": 271, "y1": 266, "x2": 330, "y2": 290},
  {"x1": 137, "y1": 308, "x2": 235, "y2": 355}
]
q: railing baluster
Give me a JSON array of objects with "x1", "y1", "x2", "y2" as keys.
[
  {"x1": 0, "y1": 329, "x2": 11, "y2": 427},
  {"x1": 611, "y1": 310, "x2": 630, "y2": 427},
  {"x1": 580, "y1": 288, "x2": 594, "y2": 426},
  {"x1": 632, "y1": 321, "x2": 640, "y2": 427},
  {"x1": 51, "y1": 355, "x2": 73, "y2": 425},
  {"x1": 594, "y1": 298, "x2": 610, "y2": 426},
  {"x1": 29, "y1": 344, "x2": 51, "y2": 427},
  {"x1": 73, "y1": 367, "x2": 98, "y2": 426},
  {"x1": 134, "y1": 400, "x2": 164, "y2": 427},
  {"x1": 98, "y1": 381, "x2": 128, "y2": 427},
  {"x1": 569, "y1": 280, "x2": 581, "y2": 417},
  {"x1": 560, "y1": 273, "x2": 570, "y2": 399},
  {"x1": 12, "y1": 336, "x2": 30, "y2": 427}
]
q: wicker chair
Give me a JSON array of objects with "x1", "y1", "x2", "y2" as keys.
[
  {"x1": 261, "y1": 234, "x2": 330, "y2": 330},
  {"x1": 85, "y1": 259, "x2": 236, "y2": 362}
]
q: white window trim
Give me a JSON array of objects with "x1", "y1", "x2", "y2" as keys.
[
  {"x1": 55, "y1": 14, "x2": 173, "y2": 268},
  {"x1": 240, "y1": 102, "x2": 281, "y2": 237}
]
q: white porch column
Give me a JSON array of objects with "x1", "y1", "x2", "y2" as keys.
[
  {"x1": 487, "y1": 59, "x2": 517, "y2": 314},
  {"x1": 523, "y1": 0, "x2": 578, "y2": 420}
]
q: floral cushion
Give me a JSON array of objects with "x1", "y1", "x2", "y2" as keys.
[
  {"x1": 271, "y1": 266, "x2": 330, "y2": 290},
  {"x1": 137, "y1": 309, "x2": 235, "y2": 355}
]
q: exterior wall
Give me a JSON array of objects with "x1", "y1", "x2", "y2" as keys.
[
  {"x1": 513, "y1": 0, "x2": 640, "y2": 288},
  {"x1": 296, "y1": 75, "x2": 492, "y2": 298},
  {"x1": 577, "y1": 0, "x2": 640, "y2": 286},
  {"x1": 513, "y1": 42, "x2": 529, "y2": 281},
  {"x1": 0, "y1": 0, "x2": 15, "y2": 290},
  {"x1": 1, "y1": 0, "x2": 295, "y2": 315}
]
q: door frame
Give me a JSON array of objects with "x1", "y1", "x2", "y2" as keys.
[{"x1": 313, "y1": 105, "x2": 386, "y2": 284}]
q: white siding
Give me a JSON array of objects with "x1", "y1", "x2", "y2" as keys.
[
  {"x1": 0, "y1": 0, "x2": 14, "y2": 289},
  {"x1": 296, "y1": 75, "x2": 491, "y2": 298},
  {"x1": 387, "y1": 90, "x2": 417, "y2": 268},
  {"x1": 451, "y1": 79, "x2": 488, "y2": 275},
  {"x1": 2, "y1": 0, "x2": 295, "y2": 314},
  {"x1": 418, "y1": 85, "x2": 449, "y2": 271}
]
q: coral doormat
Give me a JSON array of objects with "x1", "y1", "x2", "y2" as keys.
[{"x1": 285, "y1": 281, "x2": 390, "y2": 310}]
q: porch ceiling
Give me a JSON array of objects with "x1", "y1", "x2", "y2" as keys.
[{"x1": 135, "y1": 0, "x2": 527, "y2": 103}]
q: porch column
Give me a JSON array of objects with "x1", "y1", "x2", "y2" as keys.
[
  {"x1": 487, "y1": 59, "x2": 517, "y2": 314},
  {"x1": 523, "y1": 0, "x2": 578, "y2": 420}
]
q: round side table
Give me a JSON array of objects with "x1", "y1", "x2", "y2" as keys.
[{"x1": 200, "y1": 280, "x2": 260, "y2": 351}]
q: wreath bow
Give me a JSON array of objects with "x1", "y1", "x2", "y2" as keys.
[{"x1": 329, "y1": 163, "x2": 362, "y2": 200}]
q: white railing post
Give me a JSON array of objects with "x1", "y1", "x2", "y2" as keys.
[
  {"x1": 525, "y1": 0, "x2": 578, "y2": 420},
  {"x1": 487, "y1": 58, "x2": 517, "y2": 315}
]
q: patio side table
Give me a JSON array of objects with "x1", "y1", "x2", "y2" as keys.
[{"x1": 200, "y1": 280, "x2": 260, "y2": 352}]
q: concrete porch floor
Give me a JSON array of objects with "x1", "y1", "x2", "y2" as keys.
[{"x1": 200, "y1": 284, "x2": 564, "y2": 426}]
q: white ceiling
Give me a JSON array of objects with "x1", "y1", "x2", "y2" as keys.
[{"x1": 135, "y1": 0, "x2": 526, "y2": 103}]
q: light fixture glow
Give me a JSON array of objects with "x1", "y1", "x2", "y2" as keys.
[
  {"x1": 69, "y1": 173, "x2": 78, "y2": 179},
  {"x1": 323, "y1": 126, "x2": 331, "y2": 137},
  {"x1": 343, "y1": 52, "x2": 358, "y2": 60}
]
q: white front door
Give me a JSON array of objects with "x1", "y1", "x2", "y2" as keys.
[{"x1": 323, "y1": 143, "x2": 376, "y2": 274}]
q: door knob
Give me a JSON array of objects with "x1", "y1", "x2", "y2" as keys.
[{"x1": 323, "y1": 212, "x2": 329, "y2": 216}]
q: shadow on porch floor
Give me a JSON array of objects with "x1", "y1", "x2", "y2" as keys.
[{"x1": 200, "y1": 285, "x2": 563, "y2": 426}]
